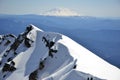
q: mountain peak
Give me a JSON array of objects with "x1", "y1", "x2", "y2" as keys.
[
  {"x1": 41, "y1": 8, "x2": 81, "y2": 16},
  {"x1": 28, "y1": 24, "x2": 43, "y2": 32},
  {"x1": 0, "y1": 25, "x2": 120, "y2": 80}
]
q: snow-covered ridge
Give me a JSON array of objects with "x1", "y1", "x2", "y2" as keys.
[
  {"x1": 0, "y1": 24, "x2": 120, "y2": 80},
  {"x1": 41, "y1": 8, "x2": 81, "y2": 16}
]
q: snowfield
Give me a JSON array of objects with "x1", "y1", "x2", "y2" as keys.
[{"x1": 0, "y1": 24, "x2": 120, "y2": 80}]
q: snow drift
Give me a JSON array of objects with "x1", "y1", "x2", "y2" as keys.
[{"x1": 0, "y1": 24, "x2": 120, "y2": 80}]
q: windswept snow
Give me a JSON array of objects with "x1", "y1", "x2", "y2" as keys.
[
  {"x1": 58, "y1": 35, "x2": 120, "y2": 80},
  {"x1": 0, "y1": 25, "x2": 120, "y2": 80}
]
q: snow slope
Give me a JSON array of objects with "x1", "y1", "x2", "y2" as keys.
[
  {"x1": 0, "y1": 24, "x2": 120, "y2": 80},
  {"x1": 58, "y1": 35, "x2": 120, "y2": 80}
]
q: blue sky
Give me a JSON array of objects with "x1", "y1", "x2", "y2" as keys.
[{"x1": 0, "y1": 0, "x2": 120, "y2": 17}]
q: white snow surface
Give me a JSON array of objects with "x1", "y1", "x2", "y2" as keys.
[
  {"x1": 58, "y1": 35, "x2": 120, "y2": 80},
  {"x1": 0, "y1": 25, "x2": 120, "y2": 80}
]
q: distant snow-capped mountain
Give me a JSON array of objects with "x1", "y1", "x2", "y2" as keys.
[
  {"x1": 0, "y1": 24, "x2": 120, "y2": 80},
  {"x1": 41, "y1": 8, "x2": 81, "y2": 16}
]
